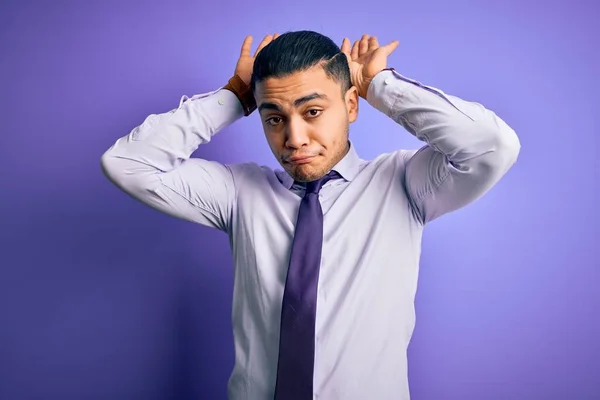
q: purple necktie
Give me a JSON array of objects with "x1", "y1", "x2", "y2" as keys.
[{"x1": 274, "y1": 170, "x2": 340, "y2": 400}]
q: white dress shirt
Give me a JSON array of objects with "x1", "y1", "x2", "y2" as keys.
[{"x1": 101, "y1": 69, "x2": 520, "y2": 400}]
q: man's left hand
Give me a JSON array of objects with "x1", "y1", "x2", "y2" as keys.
[{"x1": 341, "y1": 34, "x2": 400, "y2": 99}]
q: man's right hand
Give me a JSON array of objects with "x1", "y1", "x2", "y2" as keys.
[{"x1": 234, "y1": 34, "x2": 279, "y2": 86}]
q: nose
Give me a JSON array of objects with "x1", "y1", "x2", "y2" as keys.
[{"x1": 284, "y1": 117, "x2": 310, "y2": 149}]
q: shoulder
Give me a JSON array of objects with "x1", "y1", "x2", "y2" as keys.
[
  {"x1": 225, "y1": 161, "x2": 282, "y2": 186},
  {"x1": 361, "y1": 148, "x2": 421, "y2": 172}
]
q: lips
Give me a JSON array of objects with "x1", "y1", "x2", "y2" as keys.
[{"x1": 287, "y1": 155, "x2": 317, "y2": 165}]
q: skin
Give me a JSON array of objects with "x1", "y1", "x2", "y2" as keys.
[
  {"x1": 234, "y1": 33, "x2": 399, "y2": 182},
  {"x1": 254, "y1": 66, "x2": 359, "y2": 182}
]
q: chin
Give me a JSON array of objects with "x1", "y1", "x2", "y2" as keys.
[{"x1": 286, "y1": 163, "x2": 328, "y2": 182}]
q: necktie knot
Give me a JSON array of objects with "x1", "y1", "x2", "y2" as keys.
[{"x1": 305, "y1": 171, "x2": 340, "y2": 195}]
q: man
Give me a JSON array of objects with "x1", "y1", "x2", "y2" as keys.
[{"x1": 101, "y1": 30, "x2": 520, "y2": 399}]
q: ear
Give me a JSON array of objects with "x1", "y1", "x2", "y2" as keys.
[{"x1": 345, "y1": 85, "x2": 359, "y2": 123}]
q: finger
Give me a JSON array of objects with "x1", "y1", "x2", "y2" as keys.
[
  {"x1": 240, "y1": 35, "x2": 253, "y2": 56},
  {"x1": 351, "y1": 40, "x2": 360, "y2": 59},
  {"x1": 343, "y1": 51, "x2": 352, "y2": 67},
  {"x1": 254, "y1": 34, "x2": 273, "y2": 56},
  {"x1": 369, "y1": 36, "x2": 379, "y2": 50},
  {"x1": 341, "y1": 37, "x2": 351, "y2": 54},
  {"x1": 383, "y1": 40, "x2": 400, "y2": 55},
  {"x1": 359, "y1": 34, "x2": 369, "y2": 55},
  {"x1": 273, "y1": 32, "x2": 280, "y2": 39}
]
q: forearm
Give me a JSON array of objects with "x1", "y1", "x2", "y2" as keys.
[
  {"x1": 101, "y1": 87, "x2": 243, "y2": 176},
  {"x1": 366, "y1": 69, "x2": 520, "y2": 167}
]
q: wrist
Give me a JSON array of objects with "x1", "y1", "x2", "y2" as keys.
[
  {"x1": 359, "y1": 68, "x2": 394, "y2": 98},
  {"x1": 223, "y1": 74, "x2": 257, "y2": 116},
  {"x1": 365, "y1": 68, "x2": 398, "y2": 111}
]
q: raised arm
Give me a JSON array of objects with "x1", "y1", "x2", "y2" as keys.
[
  {"x1": 101, "y1": 88, "x2": 242, "y2": 231},
  {"x1": 367, "y1": 69, "x2": 520, "y2": 224},
  {"x1": 342, "y1": 34, "x2": 520, "y2": 224},
  {"x1": 101, "y1": 35, "x2": 277, "y2": 232}
]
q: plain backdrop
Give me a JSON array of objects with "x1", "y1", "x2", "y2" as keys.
[{"x1": 1, "y1": 0, "x2": 598, "y2": 399}]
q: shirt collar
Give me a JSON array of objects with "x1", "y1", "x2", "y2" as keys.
[{"x1": 279, "y1": 140, "x2": 361, "y2": 190}]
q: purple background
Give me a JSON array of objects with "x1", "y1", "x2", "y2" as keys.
[{"x1": 1, "y1": 0, "x2": 598, "y2": 399}]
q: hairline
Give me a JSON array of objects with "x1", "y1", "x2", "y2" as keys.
[{"x1": 252, "y1": 56, "x2": 350, "y2": 96}]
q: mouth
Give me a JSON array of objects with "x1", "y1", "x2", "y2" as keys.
[{"x1": 285, "y1": 155, "x2": 318, "y2": 165}]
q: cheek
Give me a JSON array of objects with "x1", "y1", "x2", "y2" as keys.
[
  {"x1": 264, "y1": 131, "x2": 284, "y2": 152},
  {"x1": 316, "y1": 112, "x2": 347, "y2": 145}
]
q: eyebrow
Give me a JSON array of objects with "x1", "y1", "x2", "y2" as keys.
[{"x1": 258, "y1": 93, "x2": 328, "y2": 113}]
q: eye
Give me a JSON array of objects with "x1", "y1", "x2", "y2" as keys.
[
  {"x1": 306, "y1": 109, "x2": 322, "y2": 118},
  {"x1": 265, "y1": 116, "x2": 283, "y2": 126}
]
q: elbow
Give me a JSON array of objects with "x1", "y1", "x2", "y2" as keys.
[
  {"x1": 100, "y1": 147, "x2": 134, "y2": 191},
  {"x1": 100, "y1": 148, "x2": 119, "y2": 184},
  {"x1": 495, "y1": 125, "x2": 521, "y2": 167},
  {"x1": 99, "y1": 146, "x2": 161, "y2": 197},
  {"x1": 475, "y1": 119, "x2": 521, "y2": 173}
]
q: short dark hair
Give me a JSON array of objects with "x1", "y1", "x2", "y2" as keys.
[{"x1": 250, "y1": 30, "x2": 351, "y2": 96}]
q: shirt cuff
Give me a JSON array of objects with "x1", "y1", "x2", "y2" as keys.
[{"x1": 183, "y1": 87, "x2": 245, "y2": 134}]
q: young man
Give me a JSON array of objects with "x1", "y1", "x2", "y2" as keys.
[{"x1": 101, "y1": 30, "x2": 520, "y2": 400}]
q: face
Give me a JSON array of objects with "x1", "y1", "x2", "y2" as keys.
[{"x1": 254, "y1": 65, "x2": 359, "y2": 182}]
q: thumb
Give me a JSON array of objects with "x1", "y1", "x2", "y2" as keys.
[
  {"x1": 341, "y1": 37, "x2": 352, "y2": 55},
  {"x1": 340, "y1": 39, "x2": 353, "y2": 66},
  {"x1": 343, "y1": 51, "x2": 352, "y2": 67},
  {"x1": 383, "y1": 40, "x2": 399, "y2": 56}
]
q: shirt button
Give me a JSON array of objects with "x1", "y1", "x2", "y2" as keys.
[
  {"x1": 384, "y1": 78, "x2": 391, "y2": 85},
  {"x1": 218, "y1": 99, "x2": 224, "y2": 105}
]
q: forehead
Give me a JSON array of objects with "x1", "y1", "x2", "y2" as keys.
[{"x1": 254, "y1": 65, "x2": 341, "y2": 105}]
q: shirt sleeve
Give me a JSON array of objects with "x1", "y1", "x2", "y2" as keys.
[
  {"x1": 366, "y1": 69, "x2": 521, "y2": 224},
  {"x1": 100, "y1": 88, "x2": 244, "y2": 232}
]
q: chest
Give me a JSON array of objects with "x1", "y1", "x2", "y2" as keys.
[{"x1": 232, "y1": 172, "x2": 416, "y2": 267}]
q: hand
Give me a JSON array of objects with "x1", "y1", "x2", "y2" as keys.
[
  {"x1": 234, "y1": 34, "x2": 280, "y2": 86},
  {"x1": 341, "y1": 34, "x2": 400, "y2": 99}
]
